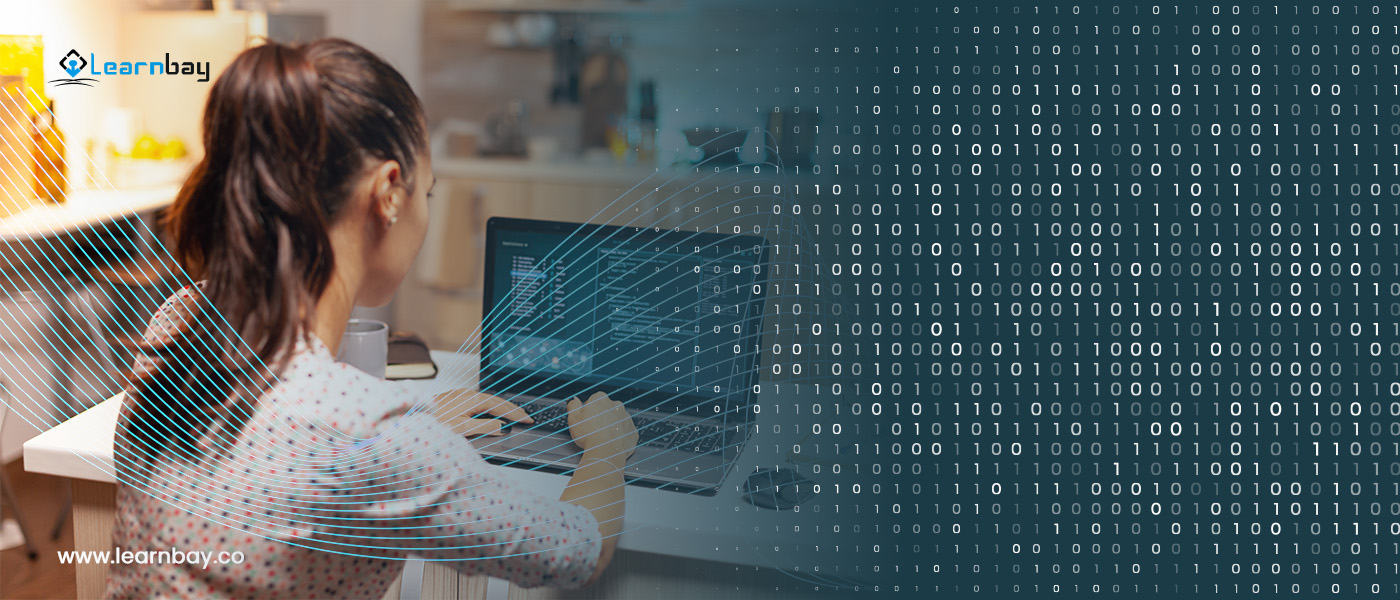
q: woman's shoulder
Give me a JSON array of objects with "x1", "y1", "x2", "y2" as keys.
[
  {"x1": 136, "y1": 280, "x2": 435, "y2": 441},
  {"x1": 137, "y1": 281, "x2": 206, "y2": 347}
]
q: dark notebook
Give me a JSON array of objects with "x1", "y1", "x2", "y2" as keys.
[{"x1": 386, "y1": 331, "x2": 438, "y2": 380}]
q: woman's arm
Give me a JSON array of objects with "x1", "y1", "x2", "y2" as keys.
[
  {"x1": 561, "y1": 392, "x2": 638, "y2": 586},
  {"x1": 431, "y1": 388, "x2": 631, "y2": 574},
  {"x1": 317, "y1": 390, "x2": 607, "y2": 590},
  {"x1": 330, "y1": 388, "x2": 634, "y2": 587}
]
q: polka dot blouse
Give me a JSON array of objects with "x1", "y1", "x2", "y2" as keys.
[{"x1": 104, "y1": 284, "x2": 601, "y2": 599}]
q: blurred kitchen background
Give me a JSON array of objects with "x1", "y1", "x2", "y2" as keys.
[
  {"x1": 5, "y1": 0, "x2": 830, "y2": 345},
  {"x1": 0, "y1": 0, "x2": 833, "y2": 490}
]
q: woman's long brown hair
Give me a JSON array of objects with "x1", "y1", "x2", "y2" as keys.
[{"x1": 124, "y1": 38, "x2": 426, "y2": 456}]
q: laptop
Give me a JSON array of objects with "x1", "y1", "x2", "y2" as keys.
[{"x1": 472, "y1": 217, "x2": 770, "y2": 495}]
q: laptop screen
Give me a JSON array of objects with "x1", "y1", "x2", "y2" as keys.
[{"x1": 480, "y1": 218, "x2": 769, "y2": 415}]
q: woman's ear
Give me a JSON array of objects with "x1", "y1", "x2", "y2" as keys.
[{"x1": 368, "y1": 160, "x2": 405, "y2": 228}]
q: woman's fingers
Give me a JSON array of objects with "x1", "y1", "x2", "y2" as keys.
[
  {"x1": 438, "y1": 410, "x2": 506, "y2": 437},
  {"x1": 472, "y1": 394, "x2": 534, "y2": 423},
  {"x1": 567, "y1": 397, "x2": 583, "y2": 427},
  {"x1": 457, "y1": 418, "x2": 505, "y2": 437},
  {"x1": 436, "y1": 390, "x2": 534, "y2": 423}
]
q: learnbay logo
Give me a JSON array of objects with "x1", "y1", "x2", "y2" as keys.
[{"x1": 47, "y1": 49, "x2": 210, "y2": 88}]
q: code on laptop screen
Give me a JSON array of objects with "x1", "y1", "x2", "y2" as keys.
[{"x1": 481, "y1": 220, "x2": 768, "y2": 412}]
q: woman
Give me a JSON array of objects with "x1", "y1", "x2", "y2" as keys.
[{"x1": 105, "y1": 38, "x2": 637, "y2": 599}]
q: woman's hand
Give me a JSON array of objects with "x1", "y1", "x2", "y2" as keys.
[
  {"x1": 432, "y1": 390, "x2": 533, "y2": 438},
  {"x1": 560, "y1": 391, "x2": 634, "y2": 586},
  {"x1": 566, "y1": 391, "x2": 638, "y2": 463}
]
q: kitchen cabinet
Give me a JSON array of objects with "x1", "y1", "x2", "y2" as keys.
[
  {"x1": 416, "y1": 176, "x2": 526, "y2": 292},
  {"x1": 529, "y1": 181, "x2": 618, "y2": 225}
]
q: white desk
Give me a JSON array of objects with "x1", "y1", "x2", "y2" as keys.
[{"x1": 26, "y1": 350, "x2": 814, "y2": 599}]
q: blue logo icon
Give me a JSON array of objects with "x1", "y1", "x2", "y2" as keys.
[
  {"x1": 49, "y1": 49, "x2": 96, "y2": 87},
  {"x1": 61, "y1": 49, "x2": 85, "y2": 77}
]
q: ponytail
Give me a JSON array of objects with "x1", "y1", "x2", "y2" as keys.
[{"x1": 124, "y1": 39, "x2": 426, "y2": 455}]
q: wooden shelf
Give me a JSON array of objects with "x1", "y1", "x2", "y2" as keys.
[{"x1": 446, "y1": 0, "x2": 684, "y2": 13}]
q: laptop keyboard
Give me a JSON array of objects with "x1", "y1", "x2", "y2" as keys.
[
  {"x1": 521, "y1": 402, "x2": 729, "y2": 452},
  {"x1": 634, "y1": 416, "x2": 729, "y2": 452},
  {"x1": 527, "y1": 403, "x2": 570, "y2": 429}
]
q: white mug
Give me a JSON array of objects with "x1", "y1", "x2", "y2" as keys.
[{"x1": 337, "y1": 319, "x2": 388, "y2": 379}]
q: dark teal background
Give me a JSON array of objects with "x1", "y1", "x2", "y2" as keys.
[{"x1": 602, "y1": 1, "x2": 1400, "y2": 596}]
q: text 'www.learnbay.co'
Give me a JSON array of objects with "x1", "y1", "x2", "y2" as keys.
[{"x1": 58, "y1": 547, "x2": 246, "y2": 570}]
